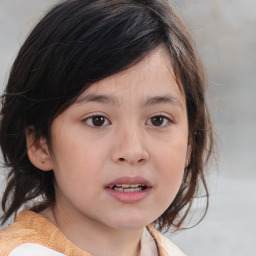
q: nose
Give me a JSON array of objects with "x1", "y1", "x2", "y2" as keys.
[{"x1": 111, "y1": 126, "x2": 149, "y2": 165}]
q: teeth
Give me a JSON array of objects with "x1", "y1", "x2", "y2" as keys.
[
  {"x1": 114, "y1": 187, "x2": 142, "y2": 192},
  {"x1": 110, "y1": 184, "x2": 147, "y2": 192},
  {"x1": 130, "y1": 184, "x2": 140, "y2": 188},
  {"x1": 114, "y1": 184, "x2": 145, "y2": 188}
]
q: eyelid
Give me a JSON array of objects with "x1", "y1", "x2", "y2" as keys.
[
  {"x1": 81, "y1": 113, "x2": 111, "y2": 128},
  {"x1": 146, "y1": 113, "x2": 174, "y2": 127}
]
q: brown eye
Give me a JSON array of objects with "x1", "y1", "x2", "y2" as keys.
[
  {"x1": 146, "y1": 115, "x2": 170, "y2": 127},
  {"x1": 85, "y1": 115, "x2": 110, "y2": 127},
  {"x1": 151, "y1": 116, "x2": 164, "y2": 126},
  {"x1": 92, "y1": 116, "x2": 105, "y2": 126}
]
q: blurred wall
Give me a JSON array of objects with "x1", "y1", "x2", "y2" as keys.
[
  {"x1": 171, "y1": 0, "x2": 256, "y2": 179},
  {"x1": 168, "y1": 1, "x2": 256, "y2": 255}
]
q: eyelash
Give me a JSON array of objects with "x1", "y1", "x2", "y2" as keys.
[
  {"x1": 82, "y1": 115, "x2": 111, "y2": 128},
  {"x1": 82, "y1": 114, "x2": 173, "y2": 128},
  {"x1": 146, "y1": 115, "x2": 173, "y2": 127}
]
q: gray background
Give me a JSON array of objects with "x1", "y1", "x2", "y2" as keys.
[{"x1": 0, "y1": 0, "x2": 255, "y2": 255}]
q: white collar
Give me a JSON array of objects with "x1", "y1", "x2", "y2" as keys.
[{"x1": 139, "y1": 227, "x2": 159, "y2": 256}]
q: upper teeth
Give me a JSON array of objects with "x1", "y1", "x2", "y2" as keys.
[
  {"x1": 111, "y1": 184, "x2": 145, "y2": 189},
  {"x1": 109, "y1": 184, "x2": 147, "y2": 192}
]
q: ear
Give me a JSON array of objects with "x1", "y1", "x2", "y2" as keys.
[
  {"x1": 185, "y1": 144, "x2": 192, "y2": 168},
  {"x1": 25, "y1": 126, "x2": 54, "y2": 171}
]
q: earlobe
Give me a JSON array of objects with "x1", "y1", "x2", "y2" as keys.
[{"x1": 25, "y1": 127, "x2": 53, "y2": 171}]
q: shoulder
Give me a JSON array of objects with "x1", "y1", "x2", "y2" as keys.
[
  {"x1": 147, "y1": 225, "x2": 186, "y2": 256},
  {"x1": 0, "y1": 210, "x2": 64, "y2": 256},
  {"x1": 0, "y1": 210, "x2": 90, "y2": 256},
  {"x1": 7, "y1": 243, "x2": 65, "y2": 256},
  {"x1": 0, "y1": 213, "x2": 36, "y2": 256}
]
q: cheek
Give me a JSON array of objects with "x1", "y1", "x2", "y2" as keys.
[
  {"x1": 51, "y1": 137, "x2": 107, "y2": 187},
  {"x1": 152, "y1": 139, "x2": 187, "y2": 186},
  {"x1": 154, "y1": 135, "x2": 188, "y2": 165},
  {"x1": 153, "y1": 145, "x2": 186, "y2": 208}
]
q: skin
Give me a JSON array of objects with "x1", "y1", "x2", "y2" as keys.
[{"x1": 27, "y1": 47, "x2": 190, "y2": 256}]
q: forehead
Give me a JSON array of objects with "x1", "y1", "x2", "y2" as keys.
[{"x1": 76, "y1": 47, "x2": 185, "y2": 107}]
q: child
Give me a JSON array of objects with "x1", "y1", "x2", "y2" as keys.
[{"x1": 0, "y1": 0, "x2": 214, "y2": 255}]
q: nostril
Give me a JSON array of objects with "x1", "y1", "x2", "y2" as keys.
[{"x1": 119, "y1": 158, "x2": 125, "y2": 162}]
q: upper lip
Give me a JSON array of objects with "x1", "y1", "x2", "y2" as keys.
[{"x1": 105, "y1": 176, "x2": 152, "y2": 188}]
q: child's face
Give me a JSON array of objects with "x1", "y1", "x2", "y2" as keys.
[{"x1": 48, "y1": 47, "x2": 189, "y2": 230}]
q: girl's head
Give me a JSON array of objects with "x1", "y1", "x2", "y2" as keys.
[{"x1": 0, "y1": 0, "x2": 213, "y2": 230}]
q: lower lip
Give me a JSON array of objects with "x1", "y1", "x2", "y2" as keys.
[{"x1": 105, "y1": 187, "x2": 151, "y2": 204}]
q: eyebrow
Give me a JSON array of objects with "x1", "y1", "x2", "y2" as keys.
[
  {"x1": 75, "y1": 94, "x2": 183, "y2": 110},
  {"x1": 144, "y1": 95, "x2": 183, "y2": 110},
  {"x1": 75, "y1": 94, "x2": 117, "y2": 105}
]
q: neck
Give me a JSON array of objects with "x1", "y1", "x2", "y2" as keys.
[{"x1": 41, "y1": 206, "x2": 144, "y2": 256}]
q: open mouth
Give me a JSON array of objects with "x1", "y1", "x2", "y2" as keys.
[{"x1": 108, "y1": 184, "x2": 148, "y2": 192}]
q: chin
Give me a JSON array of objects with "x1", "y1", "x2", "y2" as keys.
[{"x1": 108, "y1": 213, "x2": 155, "y2": 230}]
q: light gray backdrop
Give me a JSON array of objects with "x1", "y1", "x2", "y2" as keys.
[{"x1": 0, "y1": 1, "x2": 255, "y2": 255}]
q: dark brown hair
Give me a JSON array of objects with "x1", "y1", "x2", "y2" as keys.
[{"x1": 0, "y1": 0, "x2": 214, "y2": 230}]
